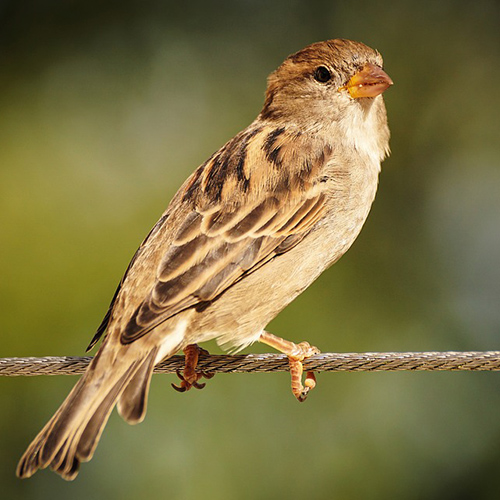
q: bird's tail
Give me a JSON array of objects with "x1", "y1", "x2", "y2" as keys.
[{"x1": 17, "y1": 344, "x2": 159, "y2": 480}]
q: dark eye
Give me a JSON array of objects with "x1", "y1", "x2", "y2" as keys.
[{"x1": 314, "y1": 66, "x2": 331, "y2": 83}]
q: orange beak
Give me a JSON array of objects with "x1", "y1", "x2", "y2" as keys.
[{"x1": 342, "y1": 63, "x2": 393, "y2": 99}]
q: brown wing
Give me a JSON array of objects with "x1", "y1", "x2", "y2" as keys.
[
  {"x1": 120, "y1": 188, "x2": 326, "y2": 343},
  {"x1": 89, "y1": 124, "x2": 331, "y2": 346}
]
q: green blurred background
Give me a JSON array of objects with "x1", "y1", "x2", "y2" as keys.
[{"x1": 1, "y1": 0, "x2": 500, "y2": 498}]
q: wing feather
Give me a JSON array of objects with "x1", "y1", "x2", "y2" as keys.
[{"x1": 113, "y1": 125, "x2": 332, "y2": 345}]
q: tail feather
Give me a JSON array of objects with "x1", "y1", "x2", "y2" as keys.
[
  {"x1": 54, "y1": 452, "x2": 80, "y2": 480},
  {"x1": 39, "y1": 376, "x2": 91, "y2": 465},
  {"x1": 49, "y1": 369, "x2": 133, "y2": 480},
  {"x1": 16, "y1": 376, "x2": 90, "y2": 478},
  {"x1": 117, "y1": 347, "x2": 158, "y2": 424},
  {"x1": 77, "y1": 365, "x2": 139, "y2": 462},
  {"x1": 51, "y1": 438, "x2": 79, "y2": 480},
  {"x1": 16, "y1": 347, "x2": 159, "y2": 481}
]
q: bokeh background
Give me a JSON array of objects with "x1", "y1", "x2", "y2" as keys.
[{"x1": 1, "y1": 0, "x2": 500, "y2": 498}]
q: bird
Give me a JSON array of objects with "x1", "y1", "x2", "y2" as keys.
[{"x1": 17, "y1": 38, "x2": 392, "y2": 480}]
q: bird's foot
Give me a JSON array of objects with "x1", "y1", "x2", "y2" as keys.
[
  {"x1": 259, "y1": 331, "x2": 320, "y2": 402},
  {"x1": 171, "y1": 344, "x2": 214, "y2": 393}
]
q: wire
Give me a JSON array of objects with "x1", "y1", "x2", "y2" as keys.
[{"x1": 1, "y1": 351, "x2": 500, "y2": 376}]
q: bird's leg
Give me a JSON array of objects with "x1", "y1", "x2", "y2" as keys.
[
  {"x1": 171, "y1": 344, "x2": 214, "y2": 393},
  {"x1": 259, "y1": 331, "x2": 320, "y2": 402}
]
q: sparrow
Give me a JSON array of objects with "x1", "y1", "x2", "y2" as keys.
[{"x1": 17, "y1": 38, "x2": 392, "y2": 480}]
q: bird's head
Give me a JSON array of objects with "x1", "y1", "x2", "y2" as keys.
[{"x1": 260, "y1": 39, "x2": 393, "y2": 160}]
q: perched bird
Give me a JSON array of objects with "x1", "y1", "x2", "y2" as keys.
[{"x1": 17, "y1": 38, "x2": 392, "y2": 480}]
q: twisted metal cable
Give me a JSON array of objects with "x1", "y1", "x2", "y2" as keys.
[{"x1": 1, "y1": 351, "x2": 500, "y2": 377}]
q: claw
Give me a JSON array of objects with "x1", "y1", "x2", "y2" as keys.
[
  {"x1": 171, "y1": 370, "x2": 188, "y2": 392},
  {"x1": 289, "y1": 342, "x2": 320, "y2": 402},
  {"x1": 171, "y1": 382, "x2": 187, "y2": 393},
  {"x1": 259, "y1": 332, "x2": 320, "y2": 402},
  {"x1": 295, "y1": 371, "x2": 317, "y2": 402},
  {"x1": 172, "y1": 344, "x2": 214, "y2": 393}
]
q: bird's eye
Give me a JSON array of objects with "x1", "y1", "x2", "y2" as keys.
[{"x1": 314, "y1": 66, "x2": 331, "y2": 83}]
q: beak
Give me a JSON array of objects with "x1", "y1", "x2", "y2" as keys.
[{"x1": 342, "y1": 63, "x2": 393, "y2": 99}]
